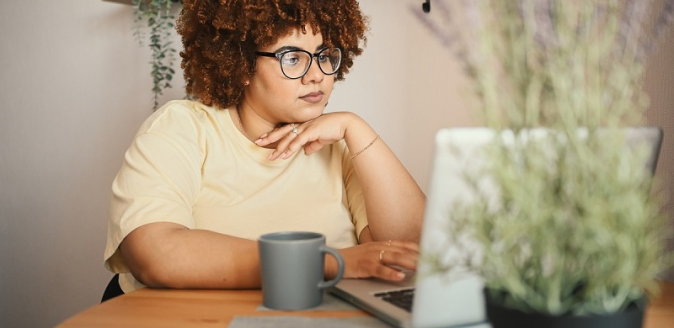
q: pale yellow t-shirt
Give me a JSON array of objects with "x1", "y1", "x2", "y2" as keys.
[{"x1": 104, "y1": 100, "x2": 368, "y2": 293}]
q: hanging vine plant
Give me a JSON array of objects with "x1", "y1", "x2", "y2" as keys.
[{"x1": 132, "y1": 0, "x2": 183, "y2": 110}]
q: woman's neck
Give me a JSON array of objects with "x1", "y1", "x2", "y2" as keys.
[
  {"x1": 234, "y1": 106, "x2": 253, "y2": 141},
  {"x1": 234, "y1": 106, "x2": 278, "y2": 149}
]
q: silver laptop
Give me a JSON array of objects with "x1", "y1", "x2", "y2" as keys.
[{"x1": 329, "y1": 127, "x2": 663, "y2": 328}]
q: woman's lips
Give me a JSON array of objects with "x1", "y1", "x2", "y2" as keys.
[{"x1": 300, "y1": 91, "x2": 324, "y2": 103}]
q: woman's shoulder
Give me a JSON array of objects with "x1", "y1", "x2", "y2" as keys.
[{"x1": 137, "y1": 100, "x2": 227, "y2": 135}]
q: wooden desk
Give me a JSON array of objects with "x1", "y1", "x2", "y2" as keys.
[{"x1": 57, "y1": 282, "x2": 674, "y2": 328}]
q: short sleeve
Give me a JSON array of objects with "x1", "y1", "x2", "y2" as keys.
[
  {"x1": 341, "y1": 143, "x2": 369, "y2": 241},
  {"x1": 104, "y1": 102, "x2": 205, "y2": 272}
]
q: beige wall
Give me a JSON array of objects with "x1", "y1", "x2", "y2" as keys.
[
  {"x1": 644, "y1": 9, "x2": 674, "y2": 282},
  {"x1": 0, "y1": 1, "x2": 671, "y2": 327}
]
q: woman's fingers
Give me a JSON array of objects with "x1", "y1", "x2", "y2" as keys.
[
  {"x1": 337, "y1": 241, "x2": 420, "y2": 282},
  {"x1": 374, "y1": 264, "x2": 408, "y2": 281},
  {"x1": 254, "y1": 123, "x2": 297, "y2": 146},
  {"x1": 253, "y1": 123, "x2": 301, "y2": 160},
  {"x1": 255, "y1": 113, "x2": 350, "y2": 160},
  {"x1": 302, "y1": 139, "x2": 329, "y2": 155},
  {"x1": 279, "y1": 128, "x2": 307, "y2": 159},
  {"x1": 273, "y1": 129, "x2": 302, "y2": 160},
  {"x1": 266, "y1": 129, "x2": 326, "y2": 161},
  {"x1": 254, "y1": 122, "x2": 310, "y2": 161},
  {"x1": 388, "y1": 240, "x2": 421, "y2": 253},
  {"x1": 379, "y1": 248, "x2": 418, "y2": 271}
]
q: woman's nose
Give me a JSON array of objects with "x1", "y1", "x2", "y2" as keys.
[{"x1": 302, "y1": 57, "x2": 325, "y2": 83}]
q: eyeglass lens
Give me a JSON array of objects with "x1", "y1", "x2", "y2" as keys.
[{"x1": 280, "y1": 48, "x2": 341, "y2": 79}]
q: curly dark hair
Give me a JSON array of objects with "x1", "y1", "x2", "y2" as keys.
[{"x1": 177, "y1": 0, "x2": 368, "y2": 109}]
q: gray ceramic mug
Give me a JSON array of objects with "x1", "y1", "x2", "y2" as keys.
[{"x1": 258, "y1": 231, "x2": 345, "y2": 310}]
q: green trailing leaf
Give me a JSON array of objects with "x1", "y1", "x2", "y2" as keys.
[{"x1": 133, "y1": 0, "x2": 182, "y2": 110}]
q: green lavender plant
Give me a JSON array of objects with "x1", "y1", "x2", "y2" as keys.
[
  {"x1": 413, "y1": 0, "x2": 673, "y2": 316},
  {"x1": 133, "y1": 0, "x2": 181, "y2": 110}
]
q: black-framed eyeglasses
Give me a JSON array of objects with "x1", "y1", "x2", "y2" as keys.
[{"x1": 255, "y1": 47, "x2": 342, "y2": 80}]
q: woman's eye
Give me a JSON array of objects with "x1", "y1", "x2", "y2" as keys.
[{"x1": 281, "y1": 54, "x2": 301, "y2": 67}]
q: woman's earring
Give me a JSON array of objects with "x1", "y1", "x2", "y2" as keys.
[{"x1": 244, "y1": 81, "x2": 250, "y2": 86}]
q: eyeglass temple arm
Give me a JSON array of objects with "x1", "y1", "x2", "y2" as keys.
[{"x1": 254, "y1": 51, "x2": 279, "y2": 58}]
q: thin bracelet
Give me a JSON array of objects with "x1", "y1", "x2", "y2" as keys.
[{"x1": 350, "y1": 135, "x2": 380, "y2": 159}]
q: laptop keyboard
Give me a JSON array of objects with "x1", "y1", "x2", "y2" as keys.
[{"x1": 373, "y1": 288, "x2": 415, "y2": 312}]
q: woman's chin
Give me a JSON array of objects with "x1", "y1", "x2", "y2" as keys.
[{"x1": 295, "y1": 104, "x2": 327, "y2": 122}]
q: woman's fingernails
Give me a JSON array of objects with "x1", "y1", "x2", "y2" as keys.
[{"x1": 396, "y1": 272, "x2": 406, "y2": 279}]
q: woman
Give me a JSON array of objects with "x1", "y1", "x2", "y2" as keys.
[{"x1": 103, "y1": 0, "x2": 425, "y2": 297}]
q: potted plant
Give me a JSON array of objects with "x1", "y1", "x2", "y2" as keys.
[
  {"x1": 413, "y1": 0, "x2": 673, "y2": 327},
  {"x1": 132, "y1": 0, "x2": 182, "y2": 109}
]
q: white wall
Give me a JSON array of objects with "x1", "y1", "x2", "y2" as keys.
[
  {"x1": 643, "y1": 5, "x2": 674, "y2": 283},
  {"x1": 331, "y1": 0, "x2": 476, "y2": 188},
  {"x1": 0, "y1": 1, "x2": 183, "y2": 327},
  {"x1": 0, "y1": 1, "x2": 672, "y2": 327}
]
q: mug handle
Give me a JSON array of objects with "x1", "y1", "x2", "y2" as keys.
[{"x1": 318, "y1": 246, "x2": 345, "y2": 289}]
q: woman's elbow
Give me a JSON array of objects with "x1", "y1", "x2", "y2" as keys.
[{"x1": 119, "y1": 224, "x2": 185, "y2": 288}]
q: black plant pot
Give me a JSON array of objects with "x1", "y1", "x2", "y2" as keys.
[{"x1": 485, "y1": 291, "x2": 646, "y2": 328}]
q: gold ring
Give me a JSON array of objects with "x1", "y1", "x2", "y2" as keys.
[
  {"x1": 379, "y1": 250, "x2": 385, "y2": 264},
  {"x1": 290, "y1": 123, "x2": 298, "y2": 134}
]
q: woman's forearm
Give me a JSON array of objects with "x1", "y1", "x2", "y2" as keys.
[
  {"x1": 120, "y1": 222, "x2": 261, "y2": 289},
  {"x1": 344, "y1": 114, "x2": 426, "y2": 243}
]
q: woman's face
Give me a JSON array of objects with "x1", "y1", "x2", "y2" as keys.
[{"x1": 241, "y1": 25, "x2": 334, "y2": 127}]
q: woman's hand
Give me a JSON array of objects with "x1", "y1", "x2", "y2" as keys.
[
  {"x1": 326, "y1": 240, "x2": 420, "y2": 282},
  {"x1": 254, "y1": 112, "x2": 356, "y2": 160}
]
